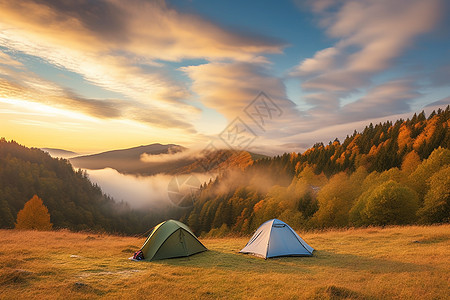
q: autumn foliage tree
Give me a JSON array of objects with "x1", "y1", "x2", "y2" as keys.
[
  {"x1": 358, "y1": 181, "x2": 419, "y2": 226},
  {"x1": 15, "y1": 195, "x2": 53, "y2": 230},
  {"x1": 418, "y1": 166, "x2": 450, "y2": 223}
]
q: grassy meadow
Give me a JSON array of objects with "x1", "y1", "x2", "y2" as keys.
[{"x1": 0, "y1": 225, "x2": 449, "y2": 299}]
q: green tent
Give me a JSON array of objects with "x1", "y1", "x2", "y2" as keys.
[{"x1": 140, "y1": 220, "x2": 207, "y2": 261}]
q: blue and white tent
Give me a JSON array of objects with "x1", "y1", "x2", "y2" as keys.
[{"x1": 240, "y1": 219, "x2": 314, "y2": 259}]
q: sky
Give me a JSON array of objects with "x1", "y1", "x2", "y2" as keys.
[{"x1": 0, "y1": 0, "x2": 449, "y2": 154}]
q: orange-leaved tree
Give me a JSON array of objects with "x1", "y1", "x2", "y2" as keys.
[{"x1": 15, "y1": 195, "x2": 53, "y2": 230}]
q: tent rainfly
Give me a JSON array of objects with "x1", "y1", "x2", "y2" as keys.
[
  {"x1": 240, "y1": 219, "x2": 314, "y2": 259},
  {"x1": 140, "y1": 220, "x2": 207, "y2": 261}
]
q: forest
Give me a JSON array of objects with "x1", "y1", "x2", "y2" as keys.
[
  {"x1": 0, "y1": 106, "x2": 449, "y2": 235},
  {"x1": 181, "y1": 106, "x2": 450, "y2": 236},
  {"x1": 0, "y1": 139, "x2": 175, "y2": 234}
]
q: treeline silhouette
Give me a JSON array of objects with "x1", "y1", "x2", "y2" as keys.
[
  {"x1": 182, "y1": 106, "x2": 450, "y2": 236},
  {"x1": 0, "y1": 139, "x2": 174, "y2": 234}
]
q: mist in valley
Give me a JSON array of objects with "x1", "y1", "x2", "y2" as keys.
[{"x1": 84, "y1": 168, "x2": 214, "y2": 210}]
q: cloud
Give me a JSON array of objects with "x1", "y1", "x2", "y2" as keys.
[
  {"x1": 430, "y1": 64, "x2": 450, "y2": 87},
  {"x1": 293, "y1": 0, "x2": 442, "y2": 97},
  {"x1": 244, "y1": 77, "x2": 424, "y2": 155},
  {"x1": 275, "y1": 0, "x2": 446, "y2": 148},
  {"x1": 0, "y1": 65, "x2": 197, "y2": 131},
  {"x1": 291, "y1": 47, "x2": 339, "y2": 77},
  {"x1": 0, "y1": 0, "x2": 284, "y2": 101},
  {"x1": 0, "y1": 51, "x2": 23, "y2": 68},
  {"x1": 140, "y1": 146, "x2": 204, "y2": 164},
  {"x1": 340, "y1": 80, "x2": 420, "y2": 120},
  {"x1": 21, "y1": 0, "x2": 284, "y2": 61},
  {"x1": 425, "y1": 96, "x2": 450, "y2": 108},
  {"x1": 180, "y1": 60, "x2": 315, "y2": 149},
  {"x1": 181, "y1": 59, "x2": 423, "y2": 152},
  {"x1": 0, "y1": 0, "x2": 284, "y2": 134},
  {"x1": 0, "y1": 0, "x2": 284, "y2": 60},
  {"x1": 182, "y1": 61, "x2": 295, "y2": 120}
]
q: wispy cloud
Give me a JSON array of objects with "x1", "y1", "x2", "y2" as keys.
[
  {"x1": 0, "y1": 65, "x2": 196, "y2": 131},
  {"x1": 274, "y1": 0, "x2": 445, "y2": 148},
  {"x1": 425, "y1": 96, "x2": 450, "y2": 108},
  {"x1": 0, "y1": 0, "x2": 284, "y2": 133},
  {"x1": 140, "y1": 146, "x2": 204, "y2": 164},
  {"x1": 340, "y1": 80, "x2": 420, "y2": 120},
  {"x1": 182, "y1": 61, "x2": 295, "y2": 120},
  {"x1": 0, "y1": 0, "x2": 284, "y2": 103},
  {"x1": 292, "y1": 0, "x2": 442, "y2": 106}
]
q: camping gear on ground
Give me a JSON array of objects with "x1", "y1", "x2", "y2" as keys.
[
  {"x1": 139, "y1": 219, "x2": 207, "y2": 261},
  {"x1": 132, "y1": 250, "x2": 144, "y2": 260},
  {"x1": 240, "y1": 219, "x2": 314, "y2": 259}
]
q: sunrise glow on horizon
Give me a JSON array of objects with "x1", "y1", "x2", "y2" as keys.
[{"x1": 1, "y1": 0, "x2": 449, "y2": 154}]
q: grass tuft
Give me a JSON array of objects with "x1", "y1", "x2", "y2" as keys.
[
  {"x1": 0, "y1": 268, "x2": 34, "y2": 285},
  {"x1": 415, "y1": 234, "x2": 449, "y2": 244},
  {"x1": 313, "y1": 285, "x2": 367, "y2": 300}
]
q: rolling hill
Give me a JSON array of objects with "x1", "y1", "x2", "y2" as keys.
[
  {"x1": 69, "y1": 143, "x2": 184, "y2": 174},
  {"x1": 41, "y1": 148, "x2": 79, "y2": 159},
  {"x1": 69, "y1": 143, "x2": 267, "y2": 176}
]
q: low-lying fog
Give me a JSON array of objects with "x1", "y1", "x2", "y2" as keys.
[{"x1": 85, "y1": 168, "x2": 213, "y2": 209}]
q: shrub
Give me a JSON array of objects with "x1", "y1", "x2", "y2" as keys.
[{"x1": 360, "y1": 181, "x2": 419, "y2": 226}]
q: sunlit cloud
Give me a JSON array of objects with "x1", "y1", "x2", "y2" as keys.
[
  {"x1": 0, "y1": 97, "x2": 92, "y2": 121},
  {"x1": 292, "y1": 0, "x2": 442, "y2": 101},
  {"x1": 182, "y1": 62, "x2": 294, "y2": 120},
  {"x1": 0, "y1": 62, "x2": 197, "y2": 131},
  {"x1": 0, "y1": 0, "x2": 284, "y2": 105},
  {"x1": 0, "y1": 0, "x2": 286, "y2": 141},
  {"x1": 0, "y1": 0, "x2": 448, "y2": 154}
]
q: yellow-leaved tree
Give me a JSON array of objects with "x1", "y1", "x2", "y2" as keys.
[{"x1": 15, "y1": 195, "x2": 53, "y2": 230}]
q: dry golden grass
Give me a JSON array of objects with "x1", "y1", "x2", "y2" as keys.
[{"x1": 0, "y1": 225, "x2": 449, "y2": 299}]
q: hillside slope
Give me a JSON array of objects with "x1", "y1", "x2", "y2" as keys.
[
  {"x1": 182, "y1": 107, "x2": 450, "y2": 235},
  {"x1": 0, "y1": 139, "x2": 166, "y2": 233}
]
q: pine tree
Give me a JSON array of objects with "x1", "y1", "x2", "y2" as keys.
[
  {"x1": 15, "y1": 195, "x2": 53, "y2": 230},
  {"x1": 0, "y1": 199, "x2": 14, "y2": 228}
]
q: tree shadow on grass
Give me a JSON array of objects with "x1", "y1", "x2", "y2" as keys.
[{"x1": 149, "y1": 249, "x2": 430, "y2": 275}]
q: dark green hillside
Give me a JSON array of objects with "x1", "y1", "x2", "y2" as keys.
[{"x1": 0, "y1": 139, "x2": 165, "y2": 233}]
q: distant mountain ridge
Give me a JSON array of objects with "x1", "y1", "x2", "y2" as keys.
[
  {"x1": 70, "y1": 143, "x2": 182, "y2": 175},
  {"x1": 70, "y1": 143, "x2": 267, "y2": 175},
  {"x1": 73, "y1": 143, "x2": 182, "y2": 161},
  {"x1": 41, "y1": 148, "x2": 79, "y2": 159}
]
